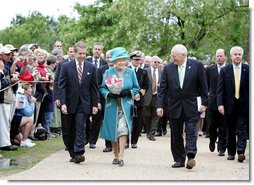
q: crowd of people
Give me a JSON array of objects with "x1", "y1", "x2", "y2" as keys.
[{"x1": 0, "y1": 41, "x2": 249, "y2": 169}]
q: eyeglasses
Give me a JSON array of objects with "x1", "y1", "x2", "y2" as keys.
[
  {"x1": 154, "y1": 61, "x2": 161, "y2": 64},
  {"x1": 56, "y1": 45, "x2": 62, "y2": 48}
]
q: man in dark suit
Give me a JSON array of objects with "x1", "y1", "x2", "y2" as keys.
[
  {"x1": 206, "y1": 49, "x2": 227, "y2": 156},
  {"x1": 86, "y1": 42, "x2": 107, "y2": 68},
  {"x1": 54, "y1": 45, "x2": 75, "y2": 149},
  {"x1": 128, "y1": 51, "x2": 149, "y2": 148},
  {"x1": 97, "y1": 50, "x2": 114, "y2": 152},
  {"x1": 143, "y1": 56, "x2": 162, "y2": 141},
  {"x1": 85, "y1": 42, "x2": 107, "y2": 149},
  {"x1": 58, "y1": 41, "x2": 98, "y2": 164},
  {"x1": 157, "y1": 44, "x2": 208, "y2": 170},
  {"x1": 217, "y1": 46, "x2": 249, "y2": 163}
]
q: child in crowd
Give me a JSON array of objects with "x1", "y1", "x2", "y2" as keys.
[
  {"x1": 10, "y1": 82, "x2": 36, "y2": 147},
  {"x1": 44, "y1": 82, "x2": 55, "y2": 138}
]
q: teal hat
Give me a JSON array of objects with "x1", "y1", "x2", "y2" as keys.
[{"x1": 110, "y1": 47, "x2": 130, "y2": 63}]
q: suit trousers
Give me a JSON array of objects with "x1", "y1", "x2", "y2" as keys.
[
  {"x1": 225, "y1": 99, "x2": 248, "y2": 156},
  {"x1": 170, "y1": 109, "x2": 199, "y2": 163},
  {"x1": 131, "y1": 106, "x2": 143, "y2": 144},
  {"x1": 67, "y1": 106, "x2": 89, "y2": 158},
  {"x1": 208, "y1": 109, "x2": 227, "y2": 152},
  {"x1": 60, "y1": 111, "x2": 70, "y2": 148},
  {"x1": 143, "y1": 95, "x2": 159, "y2": 137},
  {"x1": 85, "y1": 111, "x2": 102, "y2": 145}
]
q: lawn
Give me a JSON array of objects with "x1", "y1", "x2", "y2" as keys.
[{"x1": 0, "y1": 136, "x2": 64, "y2": 178}]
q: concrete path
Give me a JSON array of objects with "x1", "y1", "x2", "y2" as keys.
[{"x1": 1, "y1": 131, "x2": 250, "y2": 180}]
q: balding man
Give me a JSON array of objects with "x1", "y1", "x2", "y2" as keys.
[
  {"x1": 157, "y1": 44, "x2": 208, "y2": 169},
  {"x1": 206, "y1": 49, "x2": 227, "y2": 156}
]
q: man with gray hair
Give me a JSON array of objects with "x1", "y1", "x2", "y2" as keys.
[
  {"x1": 157, "y1": 44, "x2": 208, "y2": 169},
  {"x1": 217, "y1": 46, "x2": 249, "y2": 163},
  {"x1": 143, "y1": 55, "x2": 162, "y2": 141},
  {"x1": 0, "y1": 46, "x2": 19, "y2": 151}
]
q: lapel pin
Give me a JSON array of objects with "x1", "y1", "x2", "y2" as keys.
[
  {"x1": 87, "y1": 72, "x2": 90, "y2": 75},
  {"x1": 189, "y1": 66, "x2": 191, "y2": 69}
]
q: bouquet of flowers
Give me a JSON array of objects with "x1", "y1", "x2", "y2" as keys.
[{"x1": 105, "y1": 75, "x2": 123, "y2": 95}]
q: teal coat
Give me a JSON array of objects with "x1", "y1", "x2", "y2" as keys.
[{"x1": 99, "y1": 67, "x2": 140, "y2": 141}]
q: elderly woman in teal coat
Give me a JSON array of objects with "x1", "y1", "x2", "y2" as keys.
[{"x1": 100, "y1": 47, "x2": 140, "y2": 167}]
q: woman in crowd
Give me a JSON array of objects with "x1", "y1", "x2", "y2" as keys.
[{"x1": 99, "y1": 47, "x2": 140, "y2": 167}]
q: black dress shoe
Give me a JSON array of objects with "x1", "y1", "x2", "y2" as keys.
[
  {"x1": 0, "y1": 145, "x2": 18, "y2": 151},
  {"x1": 69, "y1": 158, "x2": 75, "y2": 162},
  {"x1": 171, "y1": 162, "x2": 185, "y2": 168},
  {"x1": 89, "y1": 144, "x2": 96, "y2": 149},
  {"x1": 103, "y1": 147, "x2": 112, "y2": 152},
  {"x1": 131, "y1": 144, "x2": 137, "y2": 148},
  {"x1": 155, "y1": 132, "x2": 162, "y2": 136},
  {"x1": 149, "y1": 136, "x2": 156, "y2": 141},
  {"x1": 238, "y1": 154, "x2": 246, "y2": 162},
  {"x1": 209, "y1": 142, "x2": 215, "y2": 152},
  {"x1": 218, "y1": 151, "x2": 225, "y2": 156},
  {"x1": 74, "y1": 155, "x2": 85, "y2": 164},
  {"x1": 186, "y1": 159, "x2": 196, "y2": 169},
  {"x1": 227, "y1": 155, "x2": 235, "y2": 160}
]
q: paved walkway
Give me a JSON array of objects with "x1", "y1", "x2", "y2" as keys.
[{"x1": 1, "y1": 131, "x2": 250, "y2": 180}]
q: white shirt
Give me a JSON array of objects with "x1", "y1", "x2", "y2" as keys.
[{"x1": 217, "y1": 63, "x2": 226, "y2": 74}]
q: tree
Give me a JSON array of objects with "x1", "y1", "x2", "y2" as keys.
[{"x1": 0, "y1": 11, "x2": 58, "y2": 51}]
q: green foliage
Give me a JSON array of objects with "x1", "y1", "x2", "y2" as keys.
[
  {"x1": 0, "y1": 11, "x2": 58, "y2": 52},
  {"x1": 0, "y1": 0, "x2": 249, "y2": 61}
]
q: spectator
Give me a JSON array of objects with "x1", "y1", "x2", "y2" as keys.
[
  {"x1": 10, "y1": 82, "x2": 36, "y2": 147},
  {"x1": 0, "y1": 46, "x2": 19, "y2": 151}
]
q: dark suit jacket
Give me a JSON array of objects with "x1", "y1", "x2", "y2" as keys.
[
  {"x1": 86, "y1": 57, "x2": 107, "y2": 68},
  {"x1": 157, "y1": 59, "x2": 208, "y2": 119},
  {"x1": 217, "y1": 63, "x2": 249, "y2": 115},
  {"x1": 58, "y1": 60, "x2": 98, "y2": 114},
  {"x1": 54, "y1": 59, "x2": 70, "y2": 101},
  {"x1": 206, "y1": 64, "x2": 221, "y2": 111},
  {"x1": 134, "y1": 67, "x2": 149, "y2": 107},
  {"x1": 97, "y1": 64, "x2": 109, "y2": 114},
  {"x1": 143, "y1": 67, "x2": 162, "y2": 106}
]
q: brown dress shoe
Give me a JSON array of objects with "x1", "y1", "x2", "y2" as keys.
[
  {"x1": 74, "y1": 155, "x2": 85, "y2": 164},
  {"x1": 186, "y1": 159, "x2": 196, "y2": 169},
  {"x1": 238, "y1": 154, "x2": 246, "y2": 162}
]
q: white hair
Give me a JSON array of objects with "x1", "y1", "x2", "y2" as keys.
[
  {"x1": 230, "y1": 46, "x2": 244, "y2": 56},
  {"x1": 152, "y1": 56, "x2": 162, "y2": 63},
  {"x1": 171, "y1": 44, "x2": 188, "y2": 55}
]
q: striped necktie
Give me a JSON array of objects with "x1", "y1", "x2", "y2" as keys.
[
  {"x1": 78, "y1": 62, "x2": 83, "y2": 83},
  {"x1": 152, "y1": 69, "x2": 157, "y2": 93}
]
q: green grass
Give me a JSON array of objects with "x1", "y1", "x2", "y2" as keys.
[{"x1": 0, "y1": 136, "x2": 64, "y2": 178}]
